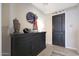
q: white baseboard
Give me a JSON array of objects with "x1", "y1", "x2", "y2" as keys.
[
  {"x1": 0, "y1": 52, "x2": 2, "y2": 56},
  {"x1": 2, "y1": 52, "x2": 10, "y2": 56},
  {"x1": 76, "y1": 51, "x2": 79, "y2": 54},
  {"x1": 66, "y1": 47, "x2": 77, "y2": 50},
  {"x1": 46, "y1": 44, "x2": 53, "y2": 47}
]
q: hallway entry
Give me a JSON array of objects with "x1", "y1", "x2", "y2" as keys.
[{"x1": 52, "y1": 13, "x2": 65, "y2": 47}]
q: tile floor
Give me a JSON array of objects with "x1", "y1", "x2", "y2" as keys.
[
  {"x1": 51, "y1": 52, "x2": 65, "y2": 56},
  {"x1": 38, "y1": 44, "x2": 79, "y2": 56}
]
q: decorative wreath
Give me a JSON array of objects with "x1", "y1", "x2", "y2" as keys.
[{"x1": 26, "y1": 12, "x2": 37, "y2": 23}]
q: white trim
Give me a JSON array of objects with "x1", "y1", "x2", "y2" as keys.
[{"x1": 52, "y1": 11, "x2": 65, "y2": 16}]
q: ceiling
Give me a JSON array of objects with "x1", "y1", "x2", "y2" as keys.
[{"x1": 32, "y1": 3, "x2": 78, "y2": 14}]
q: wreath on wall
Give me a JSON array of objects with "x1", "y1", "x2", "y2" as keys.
[{"x1": 26, "y1": 12, "x2": 37, "y2": 23}]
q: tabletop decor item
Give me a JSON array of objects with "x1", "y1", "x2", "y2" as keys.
[
  {"x1": 13, "y1": 18, "x2": 20, "y2": 33},
  {"x1": 23, "y1": 28, "x2": 31, "y2": 33},
  {"x1": 26, "y1": 12, "x2": 38, "y2": 32}
]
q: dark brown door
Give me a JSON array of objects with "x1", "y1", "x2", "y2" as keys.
[{"x1": 52, "y1": 13, "x2": 65, "y2": 47}]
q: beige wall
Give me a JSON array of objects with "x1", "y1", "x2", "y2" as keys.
[
  {"x1": 65, "y1": 6, "x2": 79, "y2": 49},
  {"x1": 45, "y1": 14, "x2": 52, "y2": 45},
  {"x1": 2, "y1": 3, "x2": 11, "y2": 55},
  {"x1": 9, "y1": 3, "x2": 45, "y2": 33}
]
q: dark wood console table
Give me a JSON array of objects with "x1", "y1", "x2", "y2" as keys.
[{"x1": 11, "y1": 32, "x2": 46, "y2": 56}]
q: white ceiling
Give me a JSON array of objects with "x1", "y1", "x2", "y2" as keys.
[{"x1": 32, "y1": 3, "x2": 78, "y2": 14}]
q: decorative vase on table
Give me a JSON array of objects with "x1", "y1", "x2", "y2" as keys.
[{"x1": 33, "y1": 18, "x2": 38, "y2": 32}]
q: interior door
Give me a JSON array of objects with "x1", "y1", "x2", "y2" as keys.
[{"x1": 52, "y1": 13, "x2": 65, "y2": 47}]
